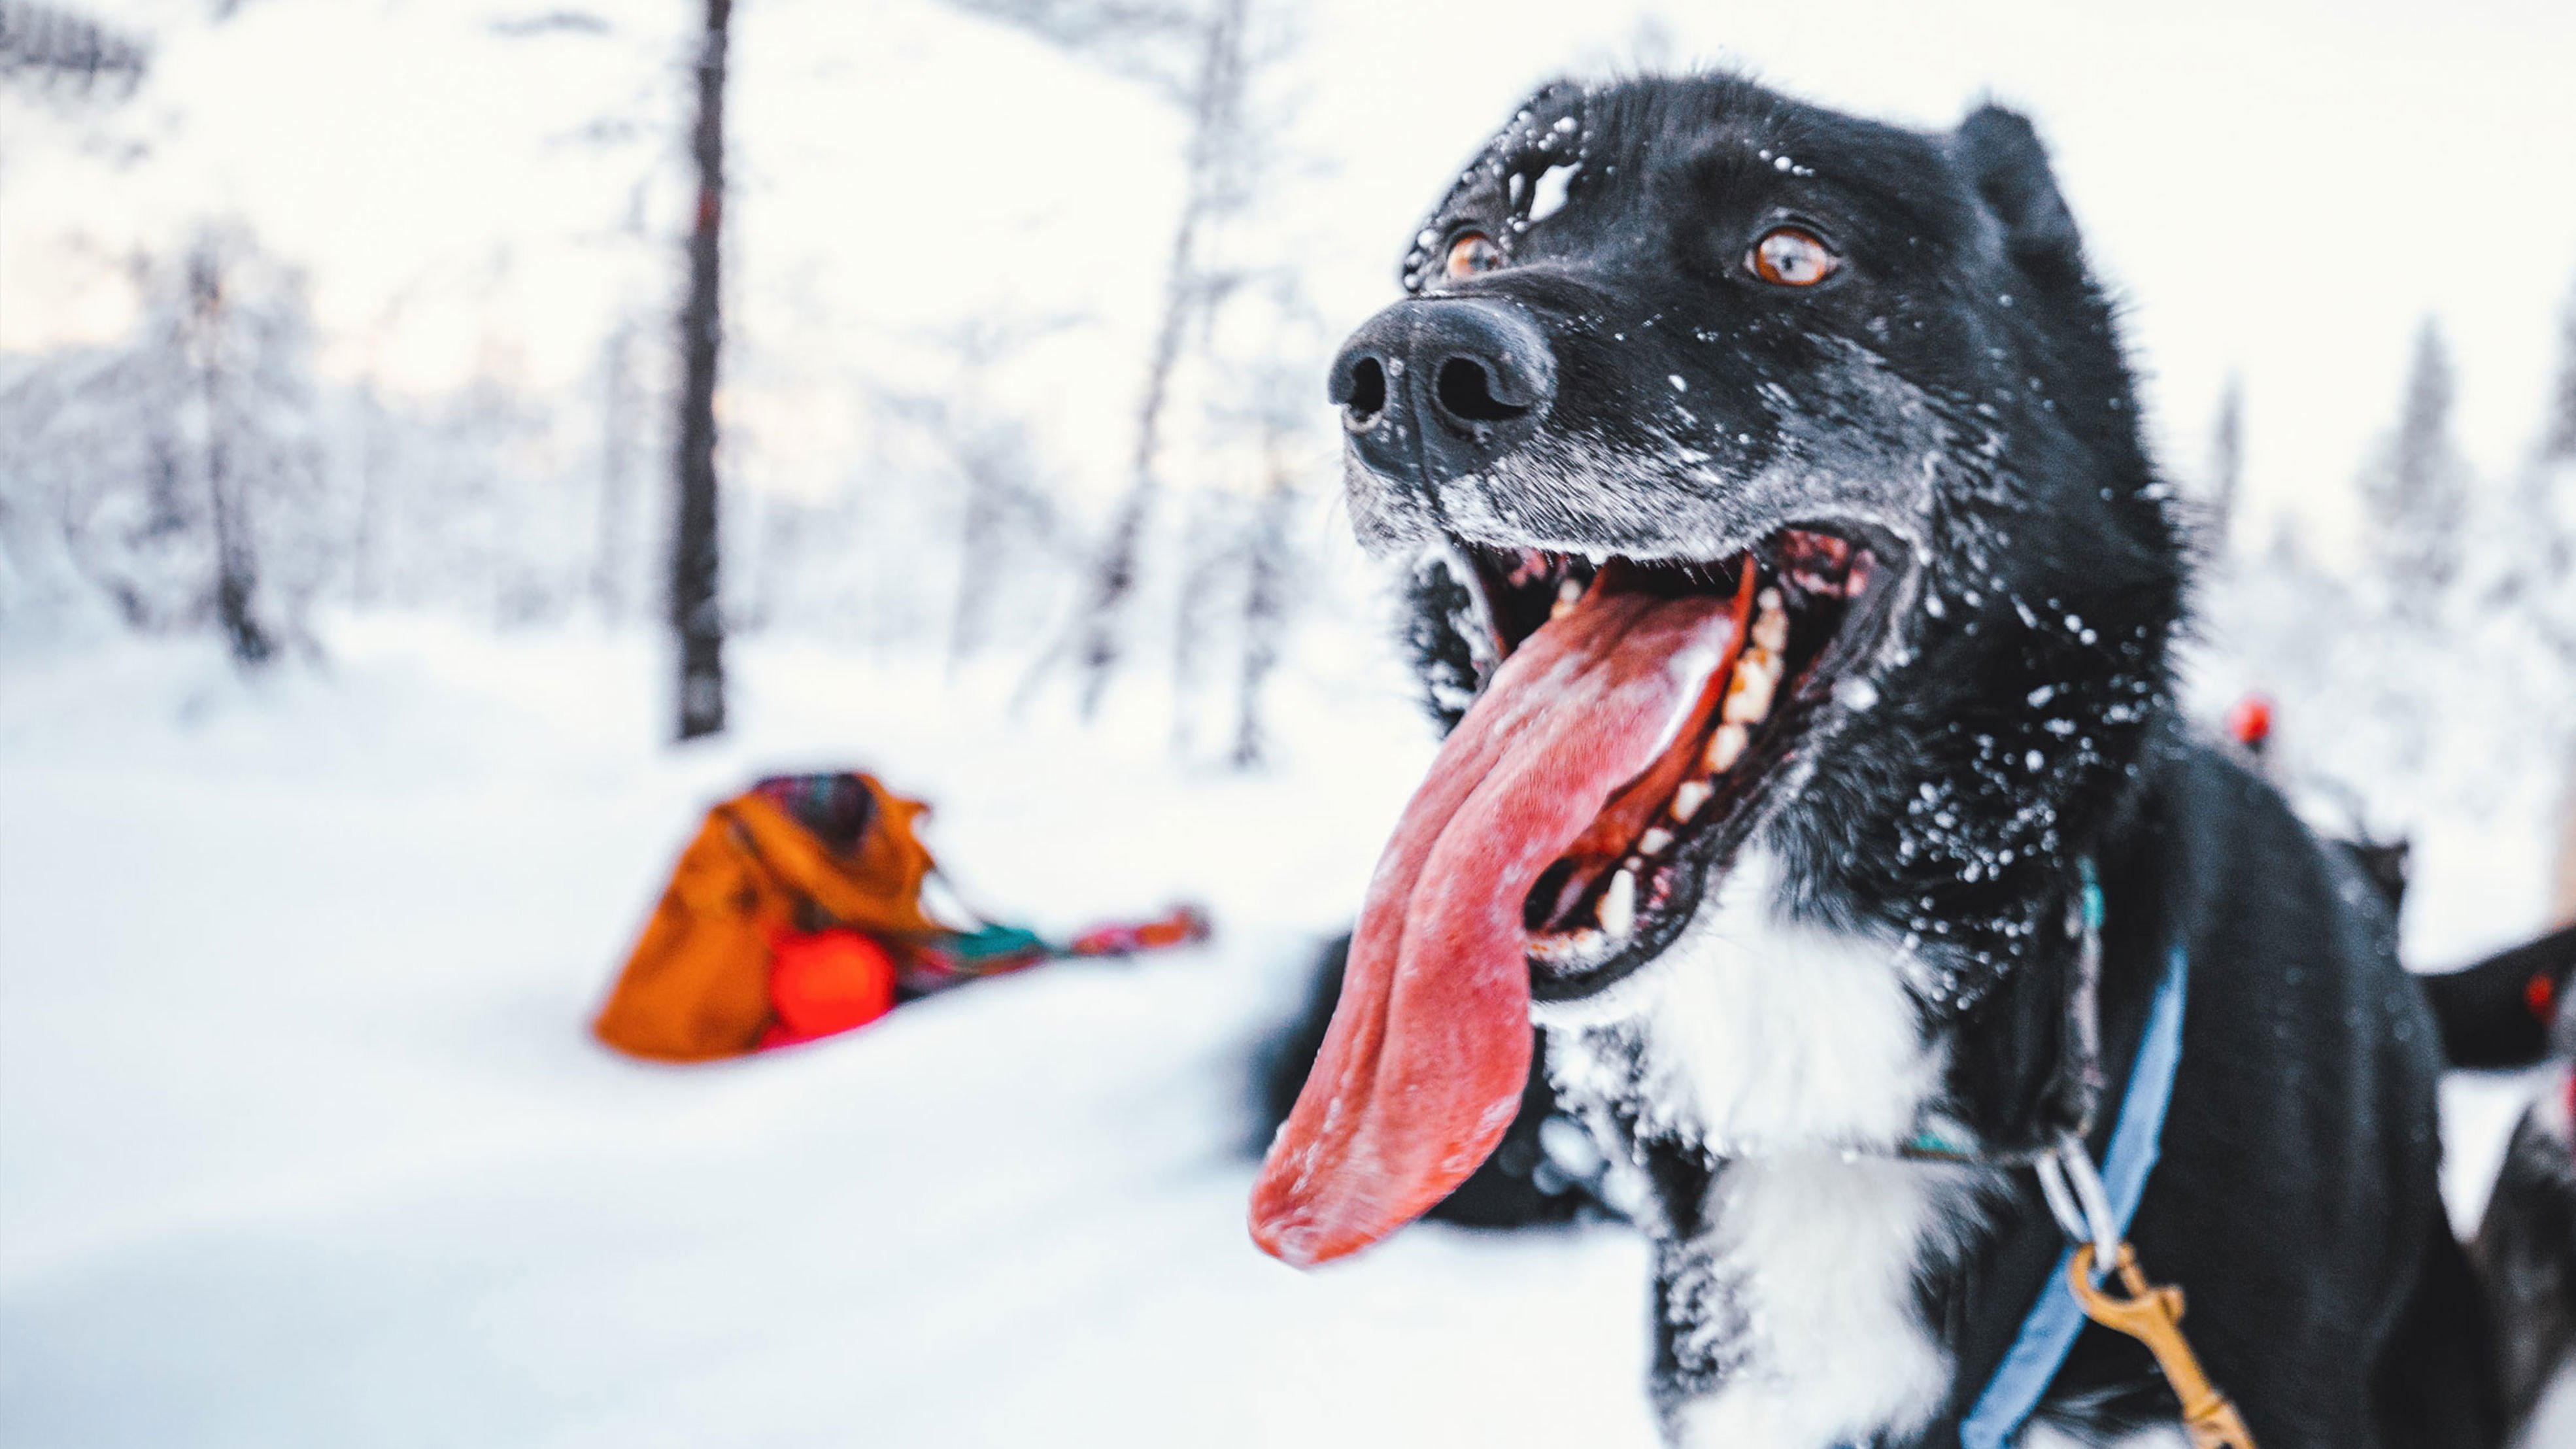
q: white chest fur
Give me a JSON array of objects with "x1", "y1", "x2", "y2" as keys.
[
  {"x1": 1537, "y1": 847, "x2": 1994, "y2": 1448},
  {"x1": 1663, "y1": 1152, "x2": 1990, "y2": 1447},
  {"x1": 1534, "y1": 848, "x2": 1944, "y2": 1155}
]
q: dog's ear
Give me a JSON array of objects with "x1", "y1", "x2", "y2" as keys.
[{"x1": 1953, "y1": 105, "x2": 2082, "y2": 269}]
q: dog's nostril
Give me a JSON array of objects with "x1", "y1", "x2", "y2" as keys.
[
  {"x1": 1344, "y1": 356, "x2": 1387, "y2": 421},
  {"x1": 1436, "y1": 356, "x2": 1528, "y2": 424}
]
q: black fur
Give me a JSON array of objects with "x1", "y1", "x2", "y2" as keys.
[
  {"x1": 1323, "y1": 72, "x2": 2504, "y2": 1445},
  {"x1": 2422, "y1": 923, "x2": 2576, "y2": 1070},
  {"x1": 2452, "y1": 925, "x2": 2576, "y2": 1439},
  {"x1": 2477, "y1": 1099, "x2": 2576, "y2": 1435}
]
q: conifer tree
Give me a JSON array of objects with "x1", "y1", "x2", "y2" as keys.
[
  {"x1": 2518, "y1": 279, "x2": 2576, "y2": 924},
  {"x1": 2546, "y1": 281, "x2": 2576, "y2": 468},
  {"x1": 0, "y1": 2, "x2": 148, "y2": 97},
  {"x1": 10, "y1": 226, "x2": 322, "y2": 660},
  {"x1": 2360, "y1": 318, "x2": 2471, "y2": 619},
  {"x1": 2207, "y1": 373, "x2": 2244, "y2": 555}
]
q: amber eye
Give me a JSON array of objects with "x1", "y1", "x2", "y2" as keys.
[
  {"x1": 1748, "y1": 226, "x2": 1839, "y2": 287},
  {"x1": 1445, "y1": 231, "x2": 1504, "y2": 281}
]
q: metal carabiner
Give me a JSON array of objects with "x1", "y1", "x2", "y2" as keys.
[
  {"x1": 2035, "y1": 1136, "x2": 2119, "y2": 1272},
  {"x1": 2069, "y1": 1242, "x2": 2259, "y2": 1449}
]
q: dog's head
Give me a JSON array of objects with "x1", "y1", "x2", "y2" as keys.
[{"x1": 1254, "y1": 74, "x2": 2183, "y2": 1265}]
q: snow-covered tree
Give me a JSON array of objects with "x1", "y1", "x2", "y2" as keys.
[
  {"x1": 951, "y1": 0, "x2": 1329, "y2": 743},
  {"x1": 2549, "y1": 282, "x2": 2576, "y2": 468},
  {"x1": 2488, "y1": 277, "x2": 2576, "y2": 923},
  {"x1": 975, "y1": 0, "x2": 1261, "y2": 717},
  {"x1": 2189, "y1": 309, "x2": 2552, "y2": 864},
  {"x1": 0, "y1": 224, "x2": 326, "y2": 662},
  {"x1": 0, "y1": 2, "x2": 148, "y2": 99},
  {"x1": 2360, "y1": 318, "x2": 2473, "y2": 618},
  {"x1": 2205, "y1": 373, "x2": 2244, "y2": 556},
  {"x1": 2498, "y1": 282, "x2": 2576, "y2": 665}
]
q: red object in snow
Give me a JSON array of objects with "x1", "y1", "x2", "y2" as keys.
[
  {"x1": 758, "y1": 929, "x2": 898, "y2": 1049},
  {"x1": 2227, "y1": 694, "x2": 2274, "y2": 753}
]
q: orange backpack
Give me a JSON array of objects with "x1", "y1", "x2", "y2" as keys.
[
  {"x1": 593, "y1": 774, "x2": 943, "y2": 1062},
  {"x1": 594, "y1": 772, "x2": 1212, "y2": 1062}
]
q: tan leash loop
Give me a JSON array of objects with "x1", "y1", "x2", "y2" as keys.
[{"x1": 2067, "y1": 1242, "x2": 2258, "y2": 1449}]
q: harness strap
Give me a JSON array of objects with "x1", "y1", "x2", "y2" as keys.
[{"x1": 1957, "y1": 938, "x2": 2190, "y2": 1449}]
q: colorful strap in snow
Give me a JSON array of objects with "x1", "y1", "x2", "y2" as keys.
[{"x1": 897, "y1": 905, "x2": 1213, "y2": 995}]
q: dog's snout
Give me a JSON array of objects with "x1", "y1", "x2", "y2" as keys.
[{"x1": 1330, "y1": 297, "x2": 1555, "y2": 486}]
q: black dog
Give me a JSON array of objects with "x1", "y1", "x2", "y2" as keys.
[
  {"x1": 2442, "y1": 922, "x2": 2576, "y2": 1440},
  {"x1": 1251, "y1": 73, "x2": 2504, "y2": 1447}
]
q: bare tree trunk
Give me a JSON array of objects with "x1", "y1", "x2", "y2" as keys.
[
  {"x1": 597, "y1": 316, "x2": 637, "y2": 622},
  {"x1": 1164, "y1": 494, "x2": 1227, "y2": 755},
  {"x1": 1232, "y1": 439, "x2": 1295, "y2": 769},
  {"x1": 190, "y1": 248, "x2": 271, "y2": 666},
  {"x1": 2554, "y1": 747, "x2": 2576, "y2": 930},
  {"x1": 669, "y1": 0, "x2": 730, "y2": 741},
  {"x1": 951, "y1": 451, "x2": 1004, "y2": 667},
  {"x1": 1070, "y1": 0, "x2": 1246, "y2": 718},
  {"x1": 2208, "y1": 373, "x2": 2243, "y2": 553},
  {"x1": 347, "y1": 387, "x2": 385, "y2": 609}
]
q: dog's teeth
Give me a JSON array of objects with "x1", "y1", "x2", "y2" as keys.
[
  {"x1": 1639, "y1": 827, "x2": 1673, "y2": 856},
  {"x1": 1704, "y1": 722, "x2": 1749, "y2": 773},
  {"x1": 1672, "y1": 780, "x2": 1712, "y2": 822},
  {"x1": 1723, "y1": 651, "x2": 1778, "y2": 724},
  {"x1": 1550, "y1": 577, "x2": 1583, "y2": 620},
  {"x1": 1752, "y1": 589, "x2": 1789, "y2": 652},
  {"x1": 1528, "y1": 926, "x2": 1608, "y2": 966},
  {"x1": 1600, "y1": 868, "x2": 1637, "y2": 938}
]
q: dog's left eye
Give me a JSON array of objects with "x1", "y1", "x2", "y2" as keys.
[
  {"x1": 1446, "y1": 231, "x2": 1504, "y2": 281},
  {"x1": 1748, "y1": 227, "x2": 1839, "y2": 287}
]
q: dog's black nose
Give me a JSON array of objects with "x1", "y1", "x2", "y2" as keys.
[{"x1": 1329, "y1": 298, "x2": 1555, "y2": 486}]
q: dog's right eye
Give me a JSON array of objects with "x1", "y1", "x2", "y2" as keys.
[{"x1": 1446, "y1": 231, "x2": 1504, "y2": 281}]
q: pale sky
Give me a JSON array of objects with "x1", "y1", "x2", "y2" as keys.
[{"x1": 7, "y1": 0, "x2": 2573, "y2": 557}]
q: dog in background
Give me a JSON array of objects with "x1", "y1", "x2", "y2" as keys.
[{"x1": 2434, "y1": 921, "x2": 2576, "y2": 1442}]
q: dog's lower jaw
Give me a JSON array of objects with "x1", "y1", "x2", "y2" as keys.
[
  {"x1": 1536, "y1": 849, "x2": 1947, "y2": 1151},
  {"x1": 1540, "y1": 847, "x2": 1996, "y2": 1448}
]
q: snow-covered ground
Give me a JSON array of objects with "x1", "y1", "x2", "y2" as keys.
[
  {"x1": 0, "y1": 618, "x2": 2555, "y2": 1446},
  {"x1": 0, "y1": 621, "x2": 1659, "y2": 1448}
]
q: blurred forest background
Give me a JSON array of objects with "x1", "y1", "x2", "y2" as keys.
[
  {"x1": 5, "y1": 0, "x2": 2576, "y2": 916},
  {"x1": 8, "y1": 5, "x2": 2576, "y2": 1442}
]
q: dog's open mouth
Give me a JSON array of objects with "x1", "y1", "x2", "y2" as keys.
[
  {"x1": 1463, "y1": 530, "x2": 1882, "y2": 1002},
  {"x1": 1251, "y1": 525, "x2": 1891, "y2": 1267}
]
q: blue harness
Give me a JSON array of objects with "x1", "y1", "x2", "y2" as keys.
[{"x1": 1957, "y1": 926, "x2": 2192, "y2": 1449}]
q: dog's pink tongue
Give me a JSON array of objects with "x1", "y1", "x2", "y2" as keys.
[{"x1": 1250, "y1": 583, "x2": 1742, "y2": 1267}]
